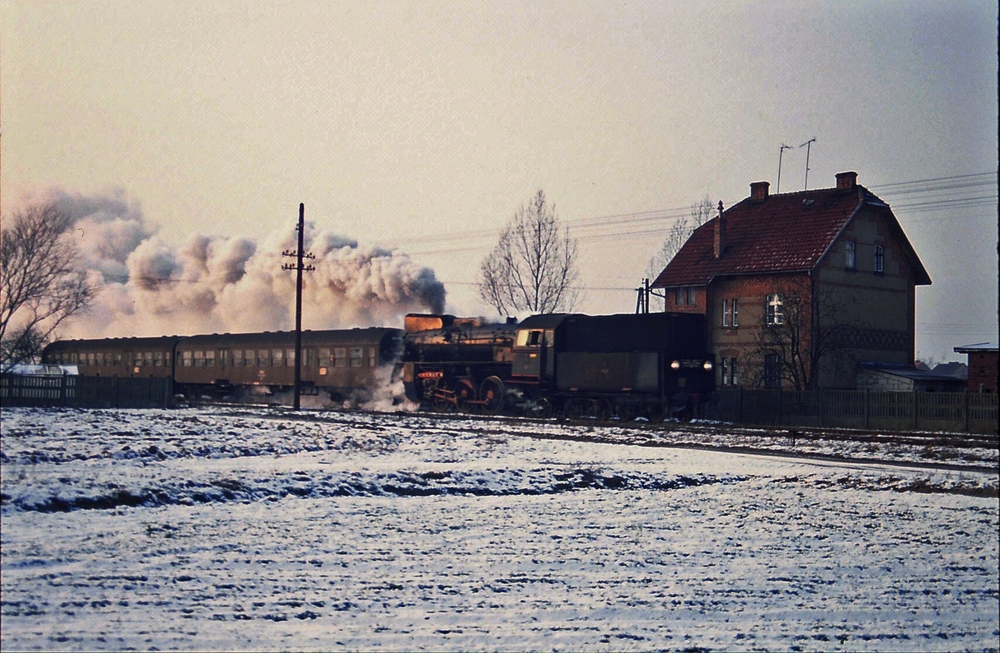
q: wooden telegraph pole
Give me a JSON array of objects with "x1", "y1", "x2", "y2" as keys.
[{"x1": 282, "y1": 203, "x2": 315, "y2": 410}]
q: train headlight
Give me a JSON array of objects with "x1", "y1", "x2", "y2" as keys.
[
  {"x1": 703, "y1": 360, "x2": 713, "y2": 371},
  {"x1": 670, "y1": 360, "x2": 681, "y2": 370}
]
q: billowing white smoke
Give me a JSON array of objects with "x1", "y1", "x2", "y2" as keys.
[{"x1": 39, "y1": 189, "x2": 446, "y2": 338}]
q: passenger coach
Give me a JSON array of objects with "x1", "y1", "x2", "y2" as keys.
[
  {"x1": 41, "y1": 336, "x2": 183, "y2": 379},
  {"x1": 173, "y1": 328, "x2": 402, "y2": 400}
]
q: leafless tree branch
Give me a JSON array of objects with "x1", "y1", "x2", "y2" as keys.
[
  {"x1": 477, "y1": 190, "x2": 580, "y2": 316},
  {"x1": 1, "y1": 203, "x2": 95, "y2": 365}
]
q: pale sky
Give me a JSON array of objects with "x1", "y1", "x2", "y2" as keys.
[{"x1": 2, "y1": 0, "x2": 997, "y2": 362}]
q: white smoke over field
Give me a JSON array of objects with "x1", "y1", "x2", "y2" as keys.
[{"x1": 37, "y1": 189, "x2": 446, "y2": 338}]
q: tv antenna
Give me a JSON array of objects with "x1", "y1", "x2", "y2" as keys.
[
  {"x1": 776, "y1": 143, "x2": 792, "y2": 193},
  {"x1": 799, "y1": 137, "x2": 816, "y2": 190}
]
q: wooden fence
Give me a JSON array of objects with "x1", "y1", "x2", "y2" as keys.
[
  {"x1": 1, "y1": 374, "x2": 173, "y2": 409},
  {"x1": 705, "y1": 387, "x2": 998, "y2": 434}
]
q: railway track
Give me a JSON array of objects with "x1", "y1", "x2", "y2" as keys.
[{"x1": 203, "y1": 402, "x2": 998, "y2": 475}]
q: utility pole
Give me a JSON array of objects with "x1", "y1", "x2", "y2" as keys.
[
  {"x1": 635, "y1": 278, "x2": 651, "y2": 314},
  {"x1": 799, "y1": 137, "x2": 816, "y2": 190},
  {"x1": 282, "y1": 203, "x2": 315, "y2": 410},
  {"x1": 776, "y1": 143, "x2": 792, "y2": 193}
]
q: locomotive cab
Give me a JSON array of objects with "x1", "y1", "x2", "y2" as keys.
[{"x1": 511, "y1": 326, "x2": 555, "y2": 380}]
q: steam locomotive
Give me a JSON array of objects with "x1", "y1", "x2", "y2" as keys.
[
  {"x1": 40, "y1": 311, "x2": 714, "y2": 419},
  {"x1": 402, "y1": 312, "x2": 713, "y2": 419}
]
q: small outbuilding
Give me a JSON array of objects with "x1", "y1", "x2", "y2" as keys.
[
  {"x1": 856, "y1": 362, "x2": 966, "y2": 393},
  {"x1": 953, "y1": 342, "x2": 998, "y2": 393}
]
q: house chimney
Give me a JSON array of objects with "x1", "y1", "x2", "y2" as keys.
[
  {"x1": 836, "y1": 171, "x2": 858, "y2": 190},
  {"x1": 750, "y1": 181, "x2": 770, "y2": 201},
  {"x1": 713, "y1": 201, "x2": 725, "y2": 259}
]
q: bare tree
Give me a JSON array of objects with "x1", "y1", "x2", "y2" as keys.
[
  {"x1": 1, "y1": 202, "x2": 94, "y2": 365},
  {"x1": 644, "y1": 195, "x2": 714, "y2": 280},
  {"x1": 478, "y1": 190, "x2": 580, "y2": 316},
  {"x1": 642, "y1": 195, "x2": 714, "y2": 310},
  {"x1": 741, "y1": 278, "x2": 864, "y2": 391}
]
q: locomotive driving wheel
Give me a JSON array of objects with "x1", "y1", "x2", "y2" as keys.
[
  {"x1": 455, "y1": 378, "x2": 477, "y2": 413},
  {"x1": 479, "y1": 376, "x2": 506, "y2": 416}
]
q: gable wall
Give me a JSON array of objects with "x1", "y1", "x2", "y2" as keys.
[{"x1": 813, "y1": 207, "x2": 918, "y2": 385}]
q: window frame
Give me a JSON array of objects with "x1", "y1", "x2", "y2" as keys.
[
  {"x1": 874, "y1": 245, "x2": 885, "y2": 274},
  {"x1": 765, "y1": 293, "x2": 784, "y2": 326}
]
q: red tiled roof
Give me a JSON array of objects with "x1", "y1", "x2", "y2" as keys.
[{"x1": 651, "y1": 184, "x2": 931, "y2": 287}]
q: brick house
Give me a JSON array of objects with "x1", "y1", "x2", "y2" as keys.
[
  {"x1": 651, "y1": 171, "x2": 931, "y2": 390},
  {"x1": 953, "y1": 342, "x2": 998, "y2": 393}
]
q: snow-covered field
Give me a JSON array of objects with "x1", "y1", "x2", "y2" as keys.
[{"x1": 2, "y1": 406, "x2": 997, "y2": 652}]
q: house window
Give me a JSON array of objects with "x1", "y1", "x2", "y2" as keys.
[
  {"x1": 765, "y1": 293, "x2": 783, "y2": 326},
  {"x1": 675, "y1": 288, "x2": 684, "y2": 306},
  {"x1": 874, "y1": 245, "x2": 885, "y2": 273},
  {"x1": 687, "y1": 287, "x2": 696, "y2": 306},
  {"x1": 675, "y1": 287, "x2": 696, "y2": 306},
  {"x1": 722, "y1": 299, "x2": 730, "y2": 327},
  {"x1": 730, "y1": 358, "x2": 739, "y2": 386},
  {"x1": 845, "y1": 241, "x2": 856, "y2": 270},
  {"x1": 764, "y1": 354, "x2": 781, "y2": 388},
  {"x1": 721, "y1": 299, "x2": 738, "y2": 327},
  {"x1": 721, "y1": 358, "x2": 730, "y2": 385}
]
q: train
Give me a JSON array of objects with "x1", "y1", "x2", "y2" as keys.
[{"x1": 40, "y1": 311, "x2": 715, "y2": 419}]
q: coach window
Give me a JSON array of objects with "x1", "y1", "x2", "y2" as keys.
[
  {"x1": 350, "y1": 347, "x2": 364, "y2": 368},
  {"x1": 318, "y1": 348, "x2": 331, "y2": 367},
  {"x1": 154, "y1": 351, "x2": 164, "y2": 367},
  {"x1": 334, "y1": 348, "x2": 347, "y2": 368},
  {"x1": 368, "y1": 347, "x2": 377, "y2": 367},
  {"x1": 304, "y1": 348, "x2": 314, "y2": 367},
  {"x1": 194, "y1": 350, "x2": 205, "y2": 367},
  {"x1": 206, "y1": 350, "x2": 215, "y2": 367},
  {"x1": 245, "y1": 349, "x2": 255, "y2": 367},
  {"x1": 114, "y1": 352, "x2": 123, "y2": 366},
  {"x1": 218, "y1": 350, "x2": 227, "y2": 367},
  {"x1": 286, "y1": 349, "x2": 295, "y2": 367},
  {"x1": 272, "y1": 349, "x2": 283, "y2": 367},
  {"x1": 96, "y1": 352, "x2": 106, "y2": 366},
  {"x1": 258, "y1": 350, "x2": 269, "y2": 367},
  {"x1": 233, "y1": 349, "x2": 244, "y2": 367},
  {"x1": 144, "y1": 352, "x2": 154, "y2": 367}
]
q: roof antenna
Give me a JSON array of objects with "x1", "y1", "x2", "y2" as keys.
[
  {"x1": 799, "y1": 137, "x2": 816, "y2": 190},
  {"x1": 776, "y1": 143, "x2": 792, "y2": 193}
]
